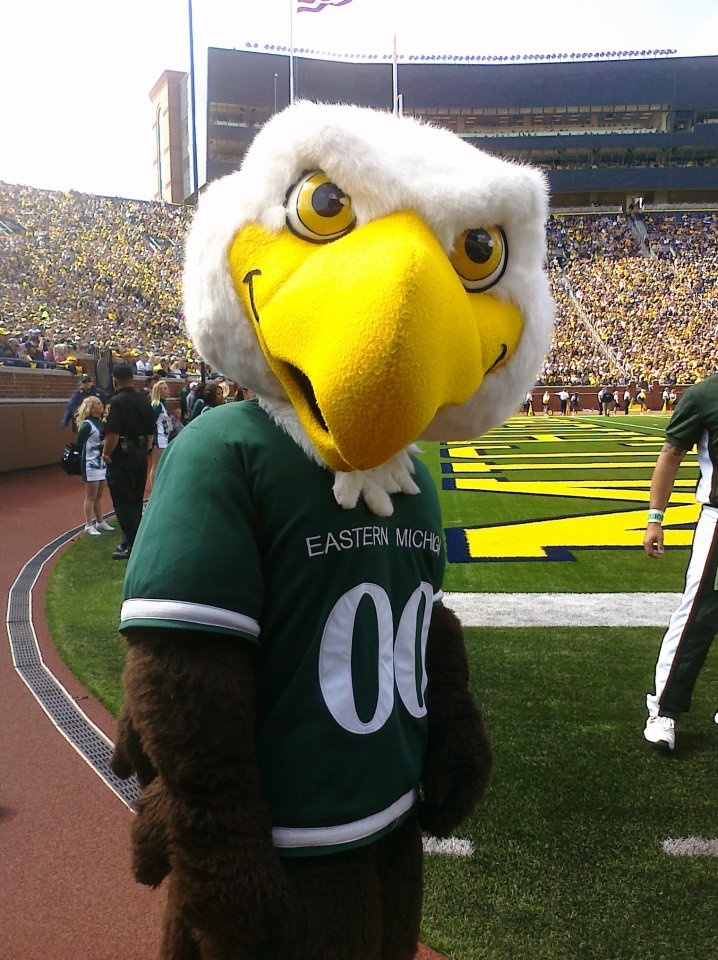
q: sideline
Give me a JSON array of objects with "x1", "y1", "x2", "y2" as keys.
[{"x1": 5, "y1": 523, "x2": 139, "y2": 809}]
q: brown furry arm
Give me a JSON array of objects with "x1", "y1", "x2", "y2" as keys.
[
  {"x1": 118, "y1": 627, "x2": 295, "y2": 947},
  {"x1": 419, "y1": 603, "x2": 492, "y2": 837}
]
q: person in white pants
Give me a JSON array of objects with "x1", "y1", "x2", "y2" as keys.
[{"x1": 642, "y1": 374, "x2": 718, "y2": 751}]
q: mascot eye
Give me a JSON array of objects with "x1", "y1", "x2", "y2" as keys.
[
  {"x1": 285, "y1": 171, "x2": 355, "y2": 243},
  {"x1": 450, "y1": 226, "x2": 508, "y2": 292}
]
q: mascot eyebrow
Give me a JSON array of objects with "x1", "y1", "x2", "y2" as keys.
[
  {"x1": 242, "y1": 268, "x2": 263, "y2": 323},
  {"x1": 111, "y1": 99, "x2": 554, "y2": 960}
]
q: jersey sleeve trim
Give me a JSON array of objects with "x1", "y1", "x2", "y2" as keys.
[
  {"x1": 271, "y1": 786, "x2": 418, "y2": 851},
  {"x1": 119, "y1": 598, "x2": 260, "y2": 640},
  {"x1": 433, "y1": 588, "x2": 443, "y2": 603}
]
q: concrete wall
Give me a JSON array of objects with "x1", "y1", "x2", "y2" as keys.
[
  {"x1": 0, "y1": 367, "x2": 78, "y2": 473},
  {"x1": 0, "y1": 368, "x2": 185, "y2": 474},
  {"x1": 0, "y1": 400, "x2": 74, "y2": 472},
  {"x1": 0, "y1": 367, "x2": 687, "y2": 474}
]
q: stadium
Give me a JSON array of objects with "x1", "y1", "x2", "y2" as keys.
[
  {"x1": 2, "y1": 49, "x2": 717, "y2": 469},
  {"x1": 1, "y1": 39, "x2": 717, "y2": 960}
]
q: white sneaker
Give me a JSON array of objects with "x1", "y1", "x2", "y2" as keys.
[
  {"x1": 95, "y1": 520, "x2": 115, "y2": 531},
  {"x1": 644, "y1": 715, "x2": 675, "y2": 751},
  {"x1": 714, "y1": 711, "x2": 718, "y2": 725},
  {"x1": 85, "y1": 524, "x2": 101, "y2": 536}
]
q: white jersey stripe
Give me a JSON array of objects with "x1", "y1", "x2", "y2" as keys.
[
  {"x1": 696, "y1": 429, "x2": 715, "y2": 504},
  {"x1": 120, "y1": 598, "x2": 260, "y2": 637},
  {"x1": 272, "y1": 787, "x2": 418, "y2": 849}
]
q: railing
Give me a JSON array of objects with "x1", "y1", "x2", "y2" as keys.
[{"x1": 557, "y1": 273, "x2": 628, "y2": 380}]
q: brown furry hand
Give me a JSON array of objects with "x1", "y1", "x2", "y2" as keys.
[
  {"x1": 110, "y1": 702, "x2": 157, "y2": 788},
  {"x1": 171, "y1": 838, "x2": 297, "y2": 948},
  {"x1": 419, "y1": 706, "x2": 492, "y2": 837},
  {"x1": 419, "y1": 603, "x2": 492, "y2": 837},
  {"x1": 130, "y1": 777, "x2": 171, "y2": 887}
]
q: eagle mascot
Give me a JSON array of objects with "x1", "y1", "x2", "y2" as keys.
[{"x1": 110, "y1": 100, "x2": 554, "y2": 960}]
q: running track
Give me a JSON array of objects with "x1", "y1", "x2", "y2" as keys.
[{"x1": 0, "y1": 466, "x2": 443, "y2": 960}]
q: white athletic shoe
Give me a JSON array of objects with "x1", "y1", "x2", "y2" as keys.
[
  {"x1": 714, "y1": 711, "x2": 718, "y2": 725},
  {"x1": 85, "y1": 524, "x2": 101, "y2": 536},
  {"x1": 643, "y1": 715, "x2": 675, "y2": 751},
  {"x1": 95, "y1": 520, "x2": 115, "y2": 532}
]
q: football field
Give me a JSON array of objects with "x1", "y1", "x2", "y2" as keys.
[
  {"x1": 429, "y1": 413, "x2": 696, "y2": 593},
  {"x1": 418, "y1": 413, "x2": 718, "y2": 960}
]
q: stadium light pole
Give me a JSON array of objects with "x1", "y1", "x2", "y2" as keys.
[
  {"x1": 289, "y1": 3, "x2": 296, "y2": 104},
  {"x1": 392, "y1": 34, "x2": 402, "y2": 117},
  {"x1": 187, "y1": 0, "x2": 200, "y2": 202}
]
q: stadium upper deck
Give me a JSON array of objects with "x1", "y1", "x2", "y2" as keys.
[{"x1": 196, "y1": 49, "x2": 718, "y2": 207}]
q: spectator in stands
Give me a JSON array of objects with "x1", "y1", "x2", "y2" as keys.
[
  {"x1": 0, "y1": 329, "x2": 21, "y2": 361},
  {"x1": 1, "y1": 183, "x2": 715, "y2": 392},
  {"x1": 136, "y1": 352, "x2": 153, "y2": 375},
  {"x1": 60, "y1": 374, "x2": 105, "y2": 432},
  {"x1": 122, "y1": 350, "x2": 139, "y2": 374},
  {"x1": 24, "y1": 335, "x2": 46, "y2": 365},
  {"x1": 169, "y1": 356, "x2": 189, "y2": 378},
  {"x1": 74, "y1": 395, "x2": 114, "y2": 537}
]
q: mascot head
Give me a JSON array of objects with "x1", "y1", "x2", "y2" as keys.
[{"x1": 183, "y1": 101, "x2": 554, "y2": 504}]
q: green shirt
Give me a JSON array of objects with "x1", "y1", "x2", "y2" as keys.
[
  {"x1": 121, "y1": 400, "x2": 446, "y2": 855},
  {"x1": 666, "y1": 374, "x2": 718, "y2": 506}
]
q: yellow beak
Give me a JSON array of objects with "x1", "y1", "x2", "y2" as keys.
[{"x1": 228, "y1": 211, "x2": 523, "y2": 471}]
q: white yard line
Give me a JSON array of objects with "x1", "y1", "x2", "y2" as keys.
[
  {"x1": 423, "y1": 836, "x2": 475, "y2": 858},
  {"x1": 662, "y1": 838, "x2": 718, "y2": 857},
  {"x1": 444, "y1": 592, "x2": 680, "y2": 627}
]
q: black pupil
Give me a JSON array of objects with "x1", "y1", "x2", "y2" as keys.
[
  {"x1": 313, "y1": 182, "x2": 345, "y2": 218},
  {"x1": 465, "y1": 229, "x2": 493, "y2": 264}
]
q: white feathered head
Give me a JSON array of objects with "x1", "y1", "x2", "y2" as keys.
[{"x1": 183, "y1": 101, "x2": 554, "y2": 505}]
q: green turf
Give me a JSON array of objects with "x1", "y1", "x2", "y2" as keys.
[
  {"x1": 44, "y1": 530, "x2": 128, "y2": 715},
  {"x1": 421, "y1": 414, "x2": 693, "y2": 594},
  {"x1": 422, "y1": 626, "x2": 718, "y2": 960}
]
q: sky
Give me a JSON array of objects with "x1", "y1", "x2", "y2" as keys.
[{"x1": 2, "y1": 0, "x2": 717, "y2": 202}]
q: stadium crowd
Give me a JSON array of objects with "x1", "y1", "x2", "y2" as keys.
[
  {"x1": 1, "y1": 182, "x2": 717, "y2": 386},
  {"x1": 543, "y1": 211, "x2": 718, "y2": 385},
  {"x1": 0, "y1": 183, "x2": 193, "y2": 374}
]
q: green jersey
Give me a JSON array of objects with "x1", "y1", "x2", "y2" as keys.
[
  {"x1": 666, "y1": 374, "x2": 718, "y2": 506},
  {"x1": 121, "y1": 400, "x2": 445, "y2": 856}
]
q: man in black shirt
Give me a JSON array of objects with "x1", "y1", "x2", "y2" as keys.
[{"x1": 101, "y1": 363, "x2": 155, "y2": 560}]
